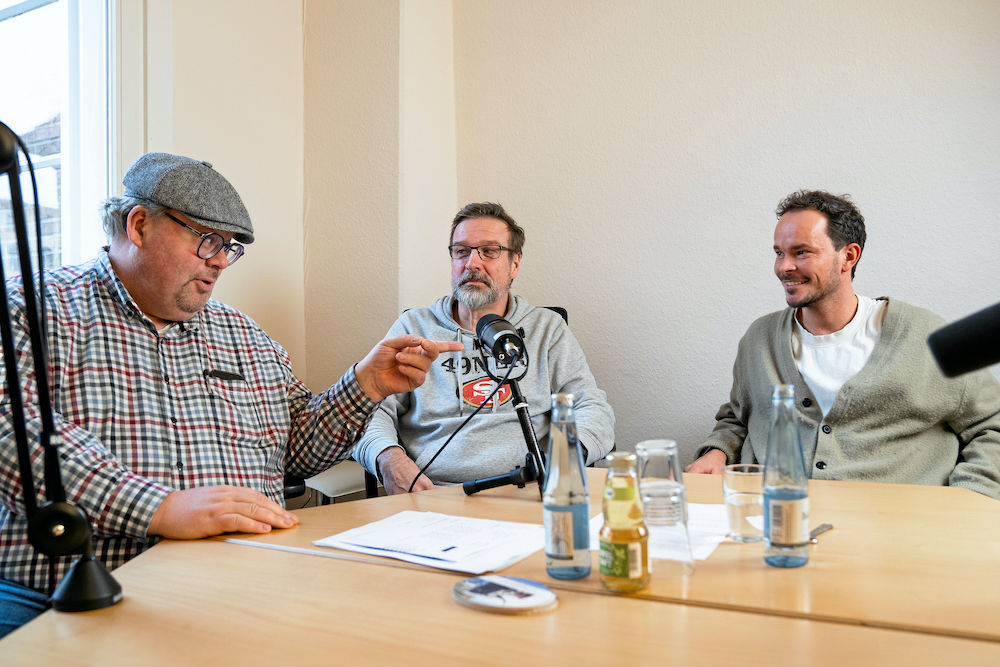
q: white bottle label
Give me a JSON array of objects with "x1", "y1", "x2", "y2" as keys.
[
  {"x1": 767, "y1": 497, "x2": 809, "y2": 546},
  {"x1": 544, "y1": 508, "x2": 573, "y2": 560}
]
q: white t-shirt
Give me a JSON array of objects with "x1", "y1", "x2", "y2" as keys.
[{"x1": 791, "y1": 295, "x2": 888, "y2": 417}]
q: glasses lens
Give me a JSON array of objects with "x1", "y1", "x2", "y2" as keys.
[
  {"x1": 480, "y1": 245, "x2": 502, "y2": 259},
  {"x1": 226, "y1": 244, "x2": 244, "y2": 264},
  {"x1": 450, "y1": 245, "x2": 471, "y2": 259},
  {"x1": 197, "y1": 234, "x2": 224, "y2": 260}
]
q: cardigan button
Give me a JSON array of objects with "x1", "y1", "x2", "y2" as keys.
[
  {"x1": 821, "y1": 425, "x2": 832, "y2": 434},
  {"x1": 802, "y1": 397, "x2": 812, "y2": 407},
  {"x1": 816, "y1": 461, "x2": 827, "y2": 470}
]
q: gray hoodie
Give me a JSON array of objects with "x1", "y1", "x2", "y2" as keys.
[{"x1": 353, "y1": 294, "x2": 615, "y2": 485}]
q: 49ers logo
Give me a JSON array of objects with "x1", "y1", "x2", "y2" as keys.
[{"x1": 462, "y1": 378, "x2": 513, "y2": 408}]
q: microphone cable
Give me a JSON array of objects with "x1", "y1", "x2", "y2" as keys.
[{"x1": 407, "y1": 349, "x2": 520, "y2": 493}]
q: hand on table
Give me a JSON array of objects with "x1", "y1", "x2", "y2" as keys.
[
  {"x1": 683, "y1": 448, "x2": 727, "y2": 474},
  {"x1": 147, "y1": 485, "x2": 298, "y2": 539}
]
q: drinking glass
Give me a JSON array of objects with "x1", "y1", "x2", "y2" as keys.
[
  {"x1": 635, "y1": 440, "x2": 695, "y2": 578},
  {"x1": 722, "y1": 463, "x2": 764, "y2": 542}
]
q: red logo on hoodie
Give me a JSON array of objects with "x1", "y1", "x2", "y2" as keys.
[{"x1": 461, "y1": 378, "x2": 513, "y2": 408}]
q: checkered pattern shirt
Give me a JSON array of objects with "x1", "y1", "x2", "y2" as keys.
[{"x1": 0, "y1": 250, "x2": 377, "y2": 593}]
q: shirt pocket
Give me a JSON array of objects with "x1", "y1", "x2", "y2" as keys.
[{"x1": 202, "y1": 371, "x2": 267, "y2": 448}]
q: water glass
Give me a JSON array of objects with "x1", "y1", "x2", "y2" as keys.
[
  {"x1": 635, "y1": 440, "x2": 695, "y2": 578},
  {"x1": 722, "y1": 463, "x2": 764, "y2": 543}
]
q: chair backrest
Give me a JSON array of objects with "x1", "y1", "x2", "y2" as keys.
[{"x1": 544, "y1": 306, "x2": 568, "y2": 324}]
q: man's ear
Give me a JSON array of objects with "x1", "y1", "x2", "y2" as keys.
[
  {"x1": 125, "y1": 205, "x2": 150, "y2": 247},
  {"x1": 841, "y1": 242, "x2": 861, "y2": 274},
  {"x1": 509, "y1": 252, "x2": 522, "y2": 280}
]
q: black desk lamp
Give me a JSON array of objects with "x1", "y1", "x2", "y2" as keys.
[{"x1": 0, "y1": 120, "x2": 122, "y2": 611}]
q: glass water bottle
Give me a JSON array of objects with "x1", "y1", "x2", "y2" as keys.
[
  {"x1": 763, "y1": 384, "x2": 810, "y2": 568},
  {"x1": 542, "y1": 393, "x2": 591, "y2": 579}
]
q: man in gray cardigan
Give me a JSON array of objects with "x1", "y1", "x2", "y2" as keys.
[
  {"x1": 354, "y1": 202, "x2": 615, "y2": 494},
  {"x1": 686, "y1": 190, "x2": 1000, "y2": 499}
]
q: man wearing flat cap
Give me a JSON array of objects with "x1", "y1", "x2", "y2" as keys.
[{"x1": 0, "y1": 153, "x2": 462, "y2": 635}]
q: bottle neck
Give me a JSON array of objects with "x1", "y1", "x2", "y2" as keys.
[{"x1": 764, "y1": 396, "x2": 807, "y2": 483}]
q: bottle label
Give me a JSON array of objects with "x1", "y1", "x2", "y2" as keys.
[
  {"x1": 544, "y1": 508, "x2": 574, "y2": 560},
  {"x1": 766, "y1": 496, "x2": 809, "y2": 546},
  {"x1": 605, "y1": 486, "x2": 635, "y2": 501},
  {"x1": 599, "y1": 540, "x2": 643, "y2": 578}
]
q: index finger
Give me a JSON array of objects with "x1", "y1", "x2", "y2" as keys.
[
  {"x1": 228, "y1": 487, "x2": 298, "y2": 528},
  {"x1": 422, "y1": 339, "x2": 465, "y2": 353}
]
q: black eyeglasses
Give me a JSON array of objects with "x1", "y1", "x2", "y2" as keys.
[
  {"x1": 164, "y1": 211, "x2": 245, "y2": 264},
  {"x1": 447, "y1": 244, "x2": 513, "y2": 261}
]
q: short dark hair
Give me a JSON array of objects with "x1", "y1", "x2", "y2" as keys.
[
  {"x1": 776, "y1": 190, "x2": 866, "y2": 278},
  {"x1": 450, "y1": 202, "x2": 525, "y2": 255}
]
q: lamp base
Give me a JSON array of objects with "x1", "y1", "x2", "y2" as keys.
[{"x1": 51, "y1": 555, "x2": 123, "y2": 612}]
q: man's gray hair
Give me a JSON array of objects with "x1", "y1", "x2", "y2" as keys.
[{"x1": 101, "y1": 196, "x2": 166, "y2": 241}]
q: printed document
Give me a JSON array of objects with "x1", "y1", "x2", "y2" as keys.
[{"x1": 314, "y1": 511, "x2": 544, "y2": 574}]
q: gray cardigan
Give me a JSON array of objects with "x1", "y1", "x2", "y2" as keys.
[{"x1": 699, "y1": 297, "x2": 1000, "y2": 499}]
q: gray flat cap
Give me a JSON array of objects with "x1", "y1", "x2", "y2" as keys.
[{"x1": 123, "y1": 152, "x2": 254, "y2": 243}]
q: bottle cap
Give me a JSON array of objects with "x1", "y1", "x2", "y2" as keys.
[
  {"x1": 551, "y1": 392, "x2": 575, "y2": 406},
  {"x1": 772, "y1": 384, "x2": 795, "y2": 399}
]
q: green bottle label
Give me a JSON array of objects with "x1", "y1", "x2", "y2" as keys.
[{"x1": 599, "y1": 540, "x2": 641, "y2": 578}]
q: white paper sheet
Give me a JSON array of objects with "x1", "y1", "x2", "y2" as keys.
[
  {"x1": 589, "y1": 503, "x2": 730, "y2": 561},
  {"x1": 313, "y1": 510, "x2": 544, "y2": 574}
]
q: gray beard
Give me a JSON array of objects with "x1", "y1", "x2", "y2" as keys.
[{"x1": 453, "y1": 282, "x2": 503, "y2": 310}]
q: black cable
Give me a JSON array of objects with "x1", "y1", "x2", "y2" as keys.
[{"x1": 406, "y1": 350, "x2": 520, "y2": 493}]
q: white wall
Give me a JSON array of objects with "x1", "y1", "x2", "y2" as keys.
[
  {"x1": 302, "y1": 0, "x2": 401, "y2": 390},
  {"x1": 144, "y1": 1, "x2": 999, "y2": 462},
  {"x1": 144, "y1": 0, "x2": 306, "y2": 370},
  {"x1": 399, "y1": 0, "x2": 458, "y2": 311},
  {"x1": 449, "y1": 0, "x2": 1000, "y2": 460}
]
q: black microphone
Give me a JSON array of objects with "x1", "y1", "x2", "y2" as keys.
[
  {"x1": 928, "y1": 301, "x2": 1000, "y2": 377},
  {"x1": 462, "y1": 465, "x2": 533, "y2": 495},
  {"x1": 1, "y1": 120, "x2": 122, "y2": 611},
  {"x1": 476, "y1": 314, "x2": 524, "y2": 365}
]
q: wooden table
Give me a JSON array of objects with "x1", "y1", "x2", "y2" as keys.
[
  {"x1": 2, "y1": 472, "x2": 999, "y2": 664},
  {"x1": 512, "y1": 472, "x2": 1000, "y2": 642}
]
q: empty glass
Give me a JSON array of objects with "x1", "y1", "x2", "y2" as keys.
[{"x1": 635, "y1": 440, "x2": 695, "y2": 578}]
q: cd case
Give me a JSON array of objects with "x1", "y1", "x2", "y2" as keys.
[{"x1": 453, "y1": 576, "x2": 558, "y2": 614}]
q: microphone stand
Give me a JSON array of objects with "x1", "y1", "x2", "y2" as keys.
[
  {"x1": 462, "y1": 346, "x2": 546, "y2": 500},
  {"x1": 1, "y1": 121, "x2": 122, "y2": 611}
]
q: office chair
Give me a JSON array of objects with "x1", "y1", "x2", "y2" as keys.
[{"x1": 283, "y1": 474, "x2": 307, "y2": 502}]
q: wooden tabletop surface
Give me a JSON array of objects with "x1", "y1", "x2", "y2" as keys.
[{"x1": 2, "y1": 470, "x2": 998, "y2": 664}]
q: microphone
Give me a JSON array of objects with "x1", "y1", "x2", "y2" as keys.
[
  {"x1": 462, "y1": 464, "x2": 534, "y2": 495},
  {"x1": 928, "y1": 301, "x2": 1000, "y2": 377},
  {"x1": 1, "y1": 120, "x2": 122, "y2": 611},
  {"x1": 476, "y1": 314, "x2": 525, "y2": 364}
]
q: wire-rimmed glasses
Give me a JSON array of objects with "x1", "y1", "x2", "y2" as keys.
[{"x1": 447, "y1": 244, "x2": 512, "y2": 261}]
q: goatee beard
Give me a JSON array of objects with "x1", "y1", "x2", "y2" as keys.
[{"x1": 453, "y1": 271, "x2": 506, "y2": 310}]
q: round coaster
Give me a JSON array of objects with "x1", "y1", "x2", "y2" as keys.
[{"x1": 453, "y1": 576, "x2": 558, "y2": 615}]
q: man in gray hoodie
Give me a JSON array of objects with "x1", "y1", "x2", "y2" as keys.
[{"x1": 354, "y1": 202, "x2": 615, "y2": 494}]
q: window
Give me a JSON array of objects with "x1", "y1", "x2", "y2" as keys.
[{"x1": 0, "y1": 0, "x2": 115, "y2": 275}]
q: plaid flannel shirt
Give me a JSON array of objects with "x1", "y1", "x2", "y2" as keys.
[{"x1": 0, "y1": 250, "x2": 377, "y2": 593}]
